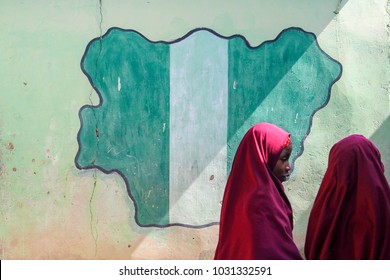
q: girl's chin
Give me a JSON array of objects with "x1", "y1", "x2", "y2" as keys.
[{"x1": 279, "y1": 175, "x2": 290, "y2": 182}]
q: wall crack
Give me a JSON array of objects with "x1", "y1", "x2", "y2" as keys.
[{"x1": 88, "y1": 0, "x2": 104, "y2": 258}]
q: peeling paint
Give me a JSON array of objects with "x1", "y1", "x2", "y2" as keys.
[
  {"x1": 117, "y1": 76, "x2": 121, "y2": 92},
  {"x1": 6, "y1": 142, "x2": 14, "y2": 151},
  {"x1": 1, "y1": 0, "x2": 388, "y2": 260}
]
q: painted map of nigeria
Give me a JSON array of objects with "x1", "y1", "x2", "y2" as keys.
[{"x1": 75, "y1": 27, "x2": 342, "y2": 227}]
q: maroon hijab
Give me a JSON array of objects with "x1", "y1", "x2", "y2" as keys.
[
  {"x1": 214, "y1": 123, "x2": 302, "y2": 260},
  {"x1": 305, "y1": 134, "x2": 390, "y2": 259}
]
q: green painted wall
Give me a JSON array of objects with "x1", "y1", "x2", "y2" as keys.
[
  {"x1": 0, "y1": 0, "x2": 388, "y2": 259},
  {"x1": 76, "y1": 27, "x2": 341, "y2": 227}
]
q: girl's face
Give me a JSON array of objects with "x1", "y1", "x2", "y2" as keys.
[{"x1": 273, "y1": 144, "x2": 292, "y2": 182}]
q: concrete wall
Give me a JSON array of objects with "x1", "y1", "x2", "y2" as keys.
[{"x1": 0, "y1": 0, "x2": 389, "y2": 259}]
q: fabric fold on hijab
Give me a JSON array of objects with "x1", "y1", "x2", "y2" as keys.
[
  {"x1": 214, "y1": 122, "x2": 302, "y2": 260},
  {"x1": 305, "y1": 134, "x2": 390, "y2": 260}
]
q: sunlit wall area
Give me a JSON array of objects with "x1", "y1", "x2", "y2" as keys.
[{"x1": 0, "y1": 0, "x2": 388, "y2": 259}]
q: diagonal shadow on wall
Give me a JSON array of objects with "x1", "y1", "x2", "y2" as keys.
[{"x1": 370, "y1": 115, "x2": 390, "y2": 182}]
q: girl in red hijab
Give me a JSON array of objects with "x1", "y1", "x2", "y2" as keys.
[
  {"x1": 214, "y1": 123, "x2": 302, "y2": 260},
  {"x1": 305, "y1": 134, "x2": 390, "y2": 259}
]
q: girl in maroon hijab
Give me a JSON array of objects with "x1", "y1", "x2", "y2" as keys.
[
  {"x1": 305, "y1": 134, "x2": 390, "y2": 259},
  {"x1": 214, "y1": 123, "x2": 302, "y2": 260}
]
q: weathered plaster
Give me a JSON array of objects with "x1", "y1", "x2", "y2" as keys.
[{"x1": 0, "y1": 0, "x2": 388, "y2": 259}]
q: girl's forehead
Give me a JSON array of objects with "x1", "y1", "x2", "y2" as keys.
[{"x1": 282, "y1": 144, "x2": 292, "y2": 153}]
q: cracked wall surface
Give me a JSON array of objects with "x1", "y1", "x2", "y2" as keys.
[{"x1": 0, "y1": 0, "x2": 389, "y2": 259}]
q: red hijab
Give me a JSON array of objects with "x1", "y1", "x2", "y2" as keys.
[
  {"x1": 305, "y1": 134, "x2": 390, "y2": 259},
  {"x1": 214, "y1": 123, "x2": 302, "y2": 260}
]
